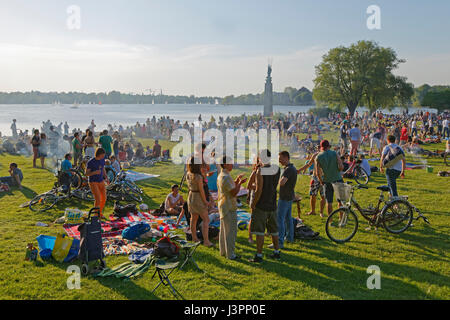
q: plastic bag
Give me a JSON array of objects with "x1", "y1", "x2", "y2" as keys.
[
  {"x1": 52, "y1": 233, "x2": 74, "y2": 262},
  {"x1": 65, "y1": 208, "x2": 85, "y2": 224}
]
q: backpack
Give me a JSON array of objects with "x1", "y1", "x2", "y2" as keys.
[
  {"x1": 152, "y1": 202, "x2": 165, "y2": 216},
  {"x1": 154, "y1": 236, "x2": 180, "y2": 258},
  {"x1": 113, "y1": 202, "x2": 138, "y2": 218},
  {"x1": 122, "y1": 222, "x2": 151, "y2": 241},
  {"x1": 293, "y1": 219, "x2": 320, "y2": 240},
  {"x1": 382, "y1": 145, "x2": 405, "y2": 169}
]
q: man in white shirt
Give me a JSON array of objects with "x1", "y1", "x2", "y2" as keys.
[
  {"x1": 380, "y1": 135, "x2": 406, "y2": 197},
  {"x1": 411, "y1": 119, "x2": 417, "y2": 137},
  {"x1": 443, "y1": 118, "x2": 449, "y2": 139}
]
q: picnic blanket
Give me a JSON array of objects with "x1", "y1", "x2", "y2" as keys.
[
  {"x1": 406, "y1": 163, "x2": 426, "y2": 170},
  {"x1": 209, "y1": 210, "x2": 251, "y2": 228},
  {"x1": 125, "y1": 170, "x2": 160, "y2": 182},
  {"x1": 102, "y1": 236, "x2": 151, "y2": 256},
  {"x1": 110, "y1": 211, "x2": 181, "y2": 231},
  {"x1": 63, "y1": 220, "x2": 128, "y2": 240},
  {"x1": 210, "y1": 187, "x2": 249, "y2": 201}
]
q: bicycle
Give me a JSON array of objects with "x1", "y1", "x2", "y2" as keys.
[
  {"x1": 325, "y1": 182, "x2": 425, "y2": 244},
  {"x1": 106, "y1": 171, "x2": 143, "y2": 203},
  {"x1": 342, "y1": 159, "x2": 370, "y2": 185}
]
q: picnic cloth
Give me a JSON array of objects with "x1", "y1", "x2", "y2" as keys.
[
  {"x1": 209, "y1": 210, "x2": 251, "y2": 228},
  {"x1": 406, "y1": 163, "x2": 427, "y2": 170},
  {"x1": 125, "y1": 170, "x2": 160, "y2": 182},
  {"x1": 210, "y1": 187, "x2": 249, "y2": 201},
  {"x1": 110, "y1": 211, "x2": 181, "y2": 231},
  {"x1": 102, "y1": 236, "x2": 151, "y2": 256},
  {"x1": 63, "y1": 220, "x2": 128, "y2": 240}
]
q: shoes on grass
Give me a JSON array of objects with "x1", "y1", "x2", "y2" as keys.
[{"x1": 249, "y1": 255, "x2": 263, "y2": 263}]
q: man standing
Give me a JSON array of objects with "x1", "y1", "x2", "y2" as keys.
[
  {"x1": 277, "y1": 151, "x2": 297, "y2": 249},
  {"x1": 11, "y1": 119, "x2": 18, "y2": 139},
  {"x1": 443, "y1": 117, "x2": 449, "y2": 139},
  {"x1": 315, "y1": 140, "x2": 344, "y2": 217},
  {"x1": 99, "y1": 130, "x2": 113, "y2": 159},
  {"x1": 349, "y1": 123, "x2": 361, "y2": 157},
  {"x1": 217, "y1": 156, "x2": 246, "y2": 261},
  {"x1": 249, "y1": 149, "x2": 281, "y2": 263},
  {"x1": 380, "y1": 135, "x2": 406, "y2": 197}
]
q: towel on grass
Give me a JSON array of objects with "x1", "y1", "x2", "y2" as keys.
[{"x1": 125, "y1": 170, "x2": 160, "y2": 182}]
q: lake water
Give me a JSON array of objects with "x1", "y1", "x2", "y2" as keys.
[{"x1": 0, "y1": 103, "x2": 434, "y2": 136}]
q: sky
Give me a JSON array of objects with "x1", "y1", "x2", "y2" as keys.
[{"x1": 0, "y1": 0, "x2": 449, "y2": 96}]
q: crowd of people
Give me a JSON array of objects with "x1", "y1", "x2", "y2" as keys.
[{"x1": 1, "y1": 108, "x2": 449, "y2": 263}]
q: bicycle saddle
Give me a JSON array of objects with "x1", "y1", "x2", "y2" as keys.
[{"x1": 376, "y1": 185, "x2": 390, "y2": 192}]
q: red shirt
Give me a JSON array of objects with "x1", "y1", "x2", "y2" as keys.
[{"x1": 400, "y1": 127, "x2": 408, "y2": 141}]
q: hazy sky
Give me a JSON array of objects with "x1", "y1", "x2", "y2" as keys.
[{"x1": 0, "y1": 0, "x2": 449, "y2": 96}]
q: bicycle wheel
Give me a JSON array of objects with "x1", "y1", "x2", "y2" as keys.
[
  {"x1": 124, "y1": 180, "x2": 142, "y2": 194},
  {"x1": 382, "y1": 199, "x2": 413, "y2": 234},
  {"x1": 325, "y1": 208, "x2": 359, "y2": 244},
  {"x1": 29, "y1": 193, "x2": 58, "y2": 212},
  {"x1": 70, "y1": 171, "x2": 83, "y2": 190},
  {"x1": 72, "y1": 189, "x2": 95, "y2": 202},
  {"x1": 354, "y1": 166, "x2": 369, "y2": 185}
]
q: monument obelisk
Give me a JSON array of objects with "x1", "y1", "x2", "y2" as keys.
[{"x1": 263, "y1": 64, "x2": 273, "y2": 117}]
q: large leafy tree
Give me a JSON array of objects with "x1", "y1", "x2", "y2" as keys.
[
  {"x1": 422, "y1": 89, "x2": 450, "y2": 112},
  {"x1": 313, "y1": 40, "x2": 414, "y2": 116}
]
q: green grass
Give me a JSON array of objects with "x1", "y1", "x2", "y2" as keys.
[{"x1": 0, "y1": 133, "x2": 449, "y2": 300}]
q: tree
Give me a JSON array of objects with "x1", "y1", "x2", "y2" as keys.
[
  {"x1": 313, "y1": 40, "x2": 414, "y2": 116},
  {"x1": 422, "y1": 89, "x2": 450, "y2": 112}
]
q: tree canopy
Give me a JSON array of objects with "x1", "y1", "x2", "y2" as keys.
[
  {"x1": 421, "y1": 89, "x2": 450, "y2": 111},
  {"x1": 313, "y1": 40, "x2": 414, "y2": 115}
]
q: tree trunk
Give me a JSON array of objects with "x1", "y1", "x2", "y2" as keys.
[{"x1": 347, "y1": 103, "x2": 357, "y2": 117}]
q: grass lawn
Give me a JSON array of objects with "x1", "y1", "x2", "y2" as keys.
[{"x1": 0, "y1": 131, "x2": 449, "y2": 300}]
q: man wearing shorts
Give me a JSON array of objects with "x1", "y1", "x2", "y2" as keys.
[
  {"x1": 249, "y1": 149, "x2": 281, "y2": 263},
  {"x1": 315, "y1": 140, "x2": 344, "y2": 217},
  {"x1": 370, "y1": 131, "x2": 383, "y2": 158}
]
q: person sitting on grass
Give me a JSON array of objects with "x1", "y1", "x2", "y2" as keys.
[
  {"x1": 164, "y1": 184, "x2": 184, "y2": 215},
  {"x1": 0, "y1": 163, "x2": 23, "y2": 190},
  {"x1": 61, "y1": 153, "x2": 73, "y2": 177},
  {"x1": 109, "y1": 155, "x2": 121, "y2": 174}
]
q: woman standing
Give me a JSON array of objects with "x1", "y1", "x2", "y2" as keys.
[
  {"x1": 38, "y1": 133, "x2": 47, "y2": 169},
  {"x1": 85, "y1": 148, "x2": 109, "y2": 217},
  {"x1": 84, "y1": 130, "x2": 96, "y2": 159},
  {"x1": 30, "y1": 130, "x2": 41, "y2": 168},
  {"x1": 186, "y1": 156, "x2": 214, "y2": 247}
]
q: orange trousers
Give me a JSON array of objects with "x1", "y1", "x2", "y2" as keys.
[{"x1": 89, "y1": 182, "x2": 107, "y2": 214}]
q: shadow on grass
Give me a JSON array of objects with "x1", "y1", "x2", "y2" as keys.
[{"x1": 45, "y1": 259, "x2": 160, "y2": 300}]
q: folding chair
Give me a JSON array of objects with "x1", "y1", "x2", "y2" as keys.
[
  {"x1": 178, "y1": 241, "x2": 202, "y2": 272},
  {"x1": 151, "y1": 260, "x2": 184, "y2": 300}
]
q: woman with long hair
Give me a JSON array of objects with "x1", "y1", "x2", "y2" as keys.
[{"x1": 186, "y1": 156, "x2": 214, "y2": 247}]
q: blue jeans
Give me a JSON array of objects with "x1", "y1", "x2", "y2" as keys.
[
  {"x1": 386, "y1": 168, "x2": 401, "y2": 197},
  {"x1": 444, "y1": 127, "x2": 449, "y2": 139},
  {"x1": 277, "y1": 199, "x2": 294, "y2": 246}
]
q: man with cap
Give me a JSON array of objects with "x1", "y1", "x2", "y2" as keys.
[{"x1": 315, "y1": 140, "x2": 344, "y2": 217}]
